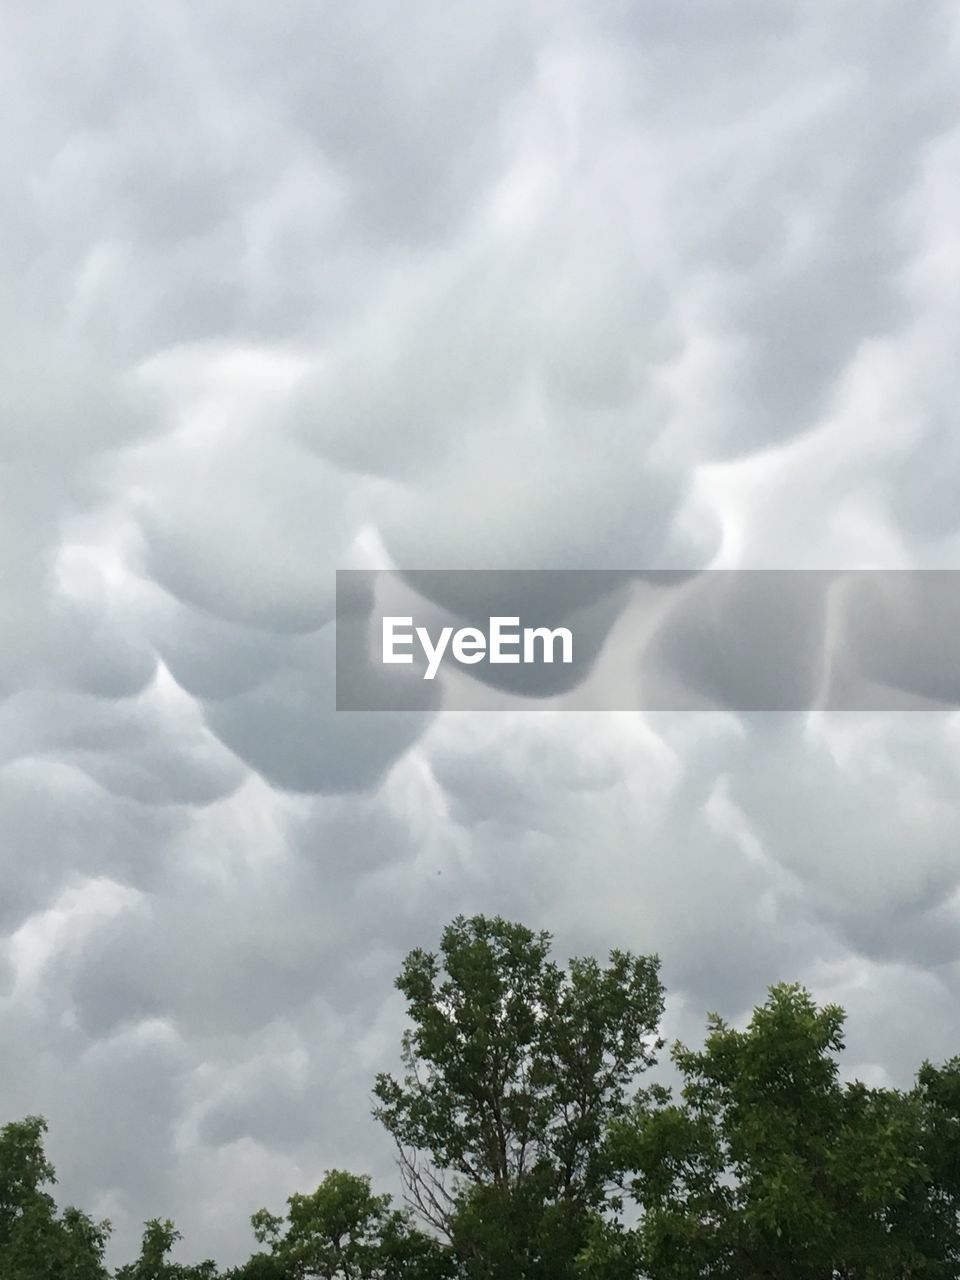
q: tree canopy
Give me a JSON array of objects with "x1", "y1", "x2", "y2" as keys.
[
  {"x1": 587, "y1": 982, "x2": 960, "y2": 1279},
  {"x1": 2, "y1": 915, "x2": 959, "y2": 1278},
  {"x1": 0, "y1": 1115, "x2": 110, "y2": 1280},
  {"x1": 373, "y1": 915, "x2": 664, "y2": 1278},
  {"x1": 238, "y1": 1168, "x2": 452, "y2": 1280}
]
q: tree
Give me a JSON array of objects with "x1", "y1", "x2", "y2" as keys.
[
  {"x1": 0, "y1": 1114, "x2": 110, "y2": 1279},
  {"x1": 907, "y1": 1056, "x2": 960, "y2": 1273},
  {"x1": 115, "y1": 1217, "x2": 220, "y2": 1280},
  {"x1": 11, "y1": 930, "x2": 960, "y2": 1280},
  {"x1": 598, "y1": 983, "x2": 952, "y2": 1279},
  {"x1": 373, "y1": 914, "x2": 665, "y2": 1279},
  {"x1": 245, "y1": 1168, "x2": 452, "y2": 1280},
  {"x1": 225, "y1": 1254, "x2": 292, "y2": 1280}
]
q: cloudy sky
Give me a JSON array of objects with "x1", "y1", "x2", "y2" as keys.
[{"x1": 4, "y1": 0, "x2": 960, "y2": 1267}]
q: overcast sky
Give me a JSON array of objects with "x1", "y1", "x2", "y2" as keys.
[{"x1": 4, "y1": 0, "x2": 960, "y2": 1267}]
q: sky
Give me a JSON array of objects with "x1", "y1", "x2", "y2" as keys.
[{"x1": 3, "y1": 0, "x2": 960, "y2": 1267}]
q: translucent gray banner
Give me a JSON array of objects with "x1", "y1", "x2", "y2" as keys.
[{"x1": 335, "y1": 570, "x2": 960, "y2": 711}]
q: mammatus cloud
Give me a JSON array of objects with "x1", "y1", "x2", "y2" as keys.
[{"x1": 3, "y1": 0, "x2": 960, "y2": 1267}]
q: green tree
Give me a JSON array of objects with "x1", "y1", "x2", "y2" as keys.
[
  {"x1": 0, "y1": 1114, "x2": 110, "y2": 1279},
  {"x1": 907, "y1": 1056, "x2": 960, "y2": 1273},
  {"x1": 373, "y1": 914, "x2": 664, "y2": 1279},
  {"x1": 244, "y1": 1168, "x2": 452, "y2": 1279},
  {"x1": 225, "y1": 1253, "x2": 292, "y2": 1280},
  {"x1": 116, "y1": 1216, "x2": 219, "y2": 1279},
  {"x1": 596, "y1": 983, "x2": 952, "y2": 1279}
]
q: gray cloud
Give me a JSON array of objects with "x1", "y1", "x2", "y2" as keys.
[{"x1": 2, "y1": 0, "x2": 960, "y2": 1268}]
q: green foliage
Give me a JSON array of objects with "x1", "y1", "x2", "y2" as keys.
[
  {"x1": 5, "y1": 918, "x2": 960, "y2": 1280},
  {"x1": 114, "y1": 1217, "x2": 220, "y2": 1280},
  {"x1": 246, "y1": 1167, "x2": 452, "y2": 1279},
  {"x1": 0, "y1": 1115, "x2": 110, "y2": 1279},
  {"x1": 450, "y1": 1175, "x2": 607, "y2": 1280},
  {"x1": 373, "y1": 914, "x2": 665, "y2": 1278},
  {"x1": 908, "y1": 1056, "x2": 960, "y2": 1272},
  {"x1": 224, "y1": 1254, "x2": 292, "y2": 1280},
  {"x1": 602, "y1": 982, "x2": 957, "y2": 1279}
]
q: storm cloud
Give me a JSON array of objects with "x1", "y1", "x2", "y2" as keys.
[{"x1": 3, "y1": 0, "x2": 960, "y2": 1267}]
